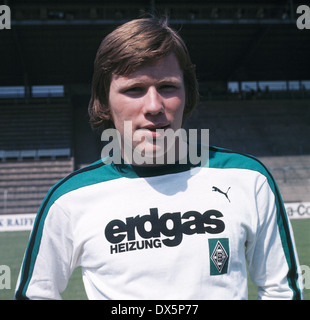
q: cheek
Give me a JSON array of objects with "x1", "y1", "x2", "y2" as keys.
[
  {"x1": 109, "y1": 96, "x2": 143, "y2": 136},
  {"x1": 166, "y1": 96, "x2": 185, "y2": 123},
  {"x1": 109, "y1": 96, "x2": 131, "y2": 124}
]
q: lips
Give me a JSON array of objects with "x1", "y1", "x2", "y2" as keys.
[
  {"x1": 137, "y1": 123, "x2": 170, "y2": 140},
  {"x1": 140, "y1": 124, "x2": 170, "y2": 131}
]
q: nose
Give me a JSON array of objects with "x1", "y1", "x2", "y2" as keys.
[{"x1": 143, "y1": 86, "x2": 164, "y2": 116}]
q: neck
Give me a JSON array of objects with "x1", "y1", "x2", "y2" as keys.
[{"x1": 122, "y1": 139, "x2": 189, "y2": 167}]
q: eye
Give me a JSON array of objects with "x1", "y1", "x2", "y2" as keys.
[
  {"x1": 158, "y1": 84, "x2": 178, "y2": 93},
  {"x1": 128, "y1": 87, "x2": 143, "y2": 92},
  {"x1": 123, "y1": 87, "x2": 145, "y2": 96}
]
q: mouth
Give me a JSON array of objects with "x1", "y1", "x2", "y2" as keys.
[
  {"x1": 140, "y1": 124, "x2": 170, "y2": 131},
  {"x1": 137, "y1": 124, "x2": 170, "y2": 140}
]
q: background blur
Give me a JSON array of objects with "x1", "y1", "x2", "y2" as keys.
[{"x1": 0, "y1": 0, "x2": 309, "y2": 299}]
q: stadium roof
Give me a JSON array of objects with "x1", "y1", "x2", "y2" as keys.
[{"x1": 1, "y1": 1, "x2": 310, "y2": 86}]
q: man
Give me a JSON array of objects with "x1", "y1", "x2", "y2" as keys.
[{"x1": 15, "y1": 17, "x2": 303, "y2": 300}]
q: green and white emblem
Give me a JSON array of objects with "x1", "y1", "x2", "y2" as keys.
[{"x1": 208, "y1": 238, "x2": 229, "y2": 275}]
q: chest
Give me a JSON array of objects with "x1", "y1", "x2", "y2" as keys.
[{"x1": 63, "y1": 168, "x2": 259, "y2": 268}]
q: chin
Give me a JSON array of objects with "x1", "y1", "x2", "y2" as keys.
[{"x1": 130, "y1": 142, "x2": 167, "y2": 165}]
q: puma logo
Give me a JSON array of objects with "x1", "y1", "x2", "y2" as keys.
[{"x1": 212, "y1": 186, "x2": 231, "y2": 203}]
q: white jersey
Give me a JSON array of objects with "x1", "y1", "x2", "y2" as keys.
[{"x1": 15, "y1": 146, "x2": 303, "y2": 300}]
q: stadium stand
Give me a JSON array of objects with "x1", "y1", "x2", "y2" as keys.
[
  {"x1": 0, "y1": 159, "x2": 74, "y2": 215},
  {"x1": 0, "y1": 98, "x2": 72, "y2": 153},
  {"x1": 71, "y1": 94, "x2": 103, "y2": 169},
  {"x1": 0, "y1": 98, "x2": 74, "y2": 214},
  {"x1": 186, "y1": 99, "x2": 310, "y2": 156},
  {"x1": 259, "y1": 155, "x2": 310, "y2": 203}
]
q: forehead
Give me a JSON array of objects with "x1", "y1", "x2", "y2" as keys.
[{"x1": 111, "y1": 53, "x2": 183, "y2": 84}]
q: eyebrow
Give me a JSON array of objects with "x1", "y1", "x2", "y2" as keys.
[
  {"x1": 157, "y1": 77, "x2": 183, "y2": 85},
  {"x1": 117, "y1": 77, "x2": 183, "y2": 89}
]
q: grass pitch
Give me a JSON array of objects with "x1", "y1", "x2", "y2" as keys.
[{"x1": 0, "y1": 219, "x2": 309, "y2": 300}]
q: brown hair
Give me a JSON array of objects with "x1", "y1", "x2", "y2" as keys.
[{"x1": 88, "y1": 17, "x2": 199, "y2": 129}]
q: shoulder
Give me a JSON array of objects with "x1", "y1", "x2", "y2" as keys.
[
  {"x1": 42, "y1": 159, "x2": 121, "y2": 210},
  {"x1": 30, "y1": 160, "x2": 122, "y2": 240},
  {"x1": 209, "y1": 146, "x2": 270, "y2": 177},
  {"x1": 208, "y1": 146, "x2": 279, "y2": 193}
]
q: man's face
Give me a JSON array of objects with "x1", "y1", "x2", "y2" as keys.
[{"x1": 108, "y1": 53, "x2": 186, "y2": 165}]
